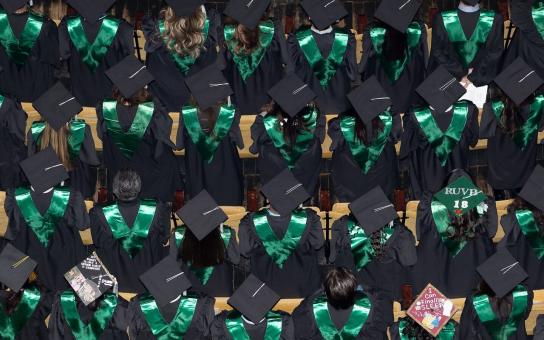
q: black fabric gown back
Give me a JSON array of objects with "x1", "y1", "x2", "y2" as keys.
[
  {"x1": 211, "y1": 310, "x2": 295, "y2": 339},
  {"x1": 0, "y1": 96, "x2": 26, "y2": 189}
]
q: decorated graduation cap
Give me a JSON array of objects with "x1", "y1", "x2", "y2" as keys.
[
  {"x1": 33, "y1": 82, "x2": 82, "y2": 131},
  {"x1": 300, "y1": 0, "x2": 348, "y2": 30},
  {"x1": 347, "y1": 76, "x2": 391, "y2": 126},
  {"x1": 518, "y1": 165, "x2": 544, "y2": 212},
  {"x1": 374, "y1": 0, "x2": 423, "y2": 33},
  {"x1": 105, "y1": 55, "x2": 154, "y2": 98},
  {"x1": 19, "y1": 147, "x2": 69, "y2": 193},
  {"x1": 224, "y1": 0, "x2": 271, "y2": 29},
  {"x1": 0, "y1": 0, "x2": 27, "y2": 13},
  {"x1": 165, "y1": 0, "x2": 206, "y2": 17},
  {"x1": 493, "y1": 58, "x2": 544, "y2": 106},
  {"x1": 348, "y1": 186, "x2": 398, "y2": 234},
  {"x1": 268, "y1": 74, "x2": 316, "y2": 118},
  {"x1": 434, "y1": 176, "x2": 487, "y2": 216},
  {"x1": 66, "y1": 0, "x2": 115, "y2": 21},
  {"x1": 175, "y1": 190, "x2": 228, "y2": 241},
  {"x1": 185, "y1": 64, "x2": 233, "y2": 110},
  {"x1": 228, "y1": 274, "x2": 280, "y2": 323},
  {"x1": 0, "y1": 244, "x2": 37, "y2": 291},
  {"x1": 477, "y1": 249, "x2": 528, "y2": 298},
  {"x1": 261, "y1": 169, "x2": 311, "y2": 215},
  {"x1": 416, "y1": 65, "x2": 467, "y2": 114},
  {"x1": 140, "y1": 256, "x2": 192, "y2": 307}
]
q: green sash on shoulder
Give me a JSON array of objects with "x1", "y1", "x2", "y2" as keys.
[
  {"x1": 313, "y1": 294, "x2": 371, "y2": 339},
  {"x1": 225, "y1": 311, "x2": 283, "y2": 340},
  {"x1": 532, "y1": 2, "x2": 544, "y2": 40},
  {"x1": 139, "y1": 293, "x2": 198, "y2": 339},
  {"x1": 346, "y1": 216, "x2": 394, "y2": 271},
  {"x1": 398, "y1": 319, "x2": 456, "y2": 340},
  {"x1": 515, "y1": 209, "x2": 544, "y2": 259},
  {"x1": 0, "y1": 285, "x2": 41, "y2": 340},
  {"x1": 31, "y1": 119, "x2": 87, "y2": 160},
  {"x1": 0, "y1": 9, "x2": 44, "y2": 64}
]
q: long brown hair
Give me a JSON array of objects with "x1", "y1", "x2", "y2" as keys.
[
  {"x1": 476, "y1": 281, "x2": 514, "y2": 322},
  {"x1": 160, "y1": 6, "x2": 207, "y2": 60},
  {"x1": 39, "y1": 124, "x2": 73, "y2": 171},
  {"x1": 112, "y1": 86, "x2": 151, "y2": 106},
  {"x1": 262, "y1": 102, "x2": 316, "y2": 147},
  {"x1": 493, "y1": 88, "x2": 535, "y2": 135},
  {"x1": 508, "y1": 197, "x2": 544, "y2": 231},
  {"x1": 350, "y1": 112, "x2": 385, "y2": 145},
  {"x1": 178, "y1": 228, "x2": 225, "y2": 267},
  {"x1": 188, "y1": 97, "x2": 230, "y2": 131}
]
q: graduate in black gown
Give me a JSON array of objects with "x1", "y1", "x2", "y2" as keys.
[
  {"x1": 250, "y1": 74, "x2": 325, "y2": 197},
  {"x1": 176, "y1": 65, "x2": 244, "y2": 205},
  {"x1": 59, "y1": 0, "x2": 135, "y2": 106},
  {"x1": 99, "y1": 56, "x2": 181, "y2": 203},
  {"x1": 292, "y1": 267, "x2": 392, "y2": 339},
  {"x1": 0, "y1": 91, "x2": 26, "y2": 190},
  {"x1": 238, "y1": 169, "x2": 325, "y2": 298},
  {"x1": 390, "y1": 316, "x2": 460, "y2": 340},
  {"x1": 142, "y1": 0, "x2": 223, "y2": 112}
]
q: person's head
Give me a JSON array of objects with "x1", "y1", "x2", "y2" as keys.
[
  {"x1": 112, "y1": 86, "x2": 151, "y2": 106},
  {"x1": 160, "y1": 5, "x2": 207, "y2": 59},
  {"x1": 381, "y1": 23, "x2": 407, "y2": 61},
  {"x1": 345, "y1": 110, "x2": 385, "y2": 146},
  {"x1": 262, "y1": 101, "x2": 315, "y2": 146},
  {"x1": 223, "y1": 13, "x2": 268, "y2": 55},
  {"x1": 112, "y1": 169, "x2": 141, "y2": 202},
  {"x1": 39, "y1": 123, "x2": 73, "y2": 171},
  {"x1": 460, "y1": 0, "x2": 479, "y2": 5},
  {"x1": 489, "y1": 86, "x2": 534, "y2": 135},
  {"x1": 178, "y1": 227, "x2": 225, "y2": 267},
  {"x1": 324, "y1": 267, "x2": 357, "y2": 309},
  {"x1": 508, "y1": 197, "x2": 544, "y2": 228}
]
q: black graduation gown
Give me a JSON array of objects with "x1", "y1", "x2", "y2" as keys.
[
  {"x1": 534, "y1": 314, "x2": 544, "y2": 338},
  {"x1": 59, "y1": 16, "x2": 134, "y2": 106},
  {"x1": 286, "y1": 27, "x2": 358, "y2": 114},
  {"x1": 238, "y1": 209, "x2": 325, "y2": 298},
  {"x1": 96, "y1": 99, "x2": 181, "y2": 203},
  {"x1": 4, "y1": 187, "x2": 89, "y2": 291},
  {"x1": 0, "y1": 96, "x2": 26, "y2": 189},
  {"x1": 399, "y1": 101, "x2": 479, "y2": 199},
  {"x1": 389, "y1": 317, "x2": 460, "y2": 340},
  {"x1": 211, "y1": 310, "x2": 295, "y2": 340},
  {"x1": 249, "y1": 113, "x2": 325, "y2": 197},
  {"x1": 330, "y1": 217, "x2": 417, "y2": 300},
  {"x1": 90, "y1": 200, "x2": 170, "y2": 293},
  {"x1": 142, "y1": 10, "x2": 222, "y2": 112}
]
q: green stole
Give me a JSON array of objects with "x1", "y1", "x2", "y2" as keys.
[
  {"x1": 159, "y1": 19, "x2": 209, "y2": 75},
  {"x1": 252, "y1": 208, "x2": 308, "y2": 268},
  {"x1": 102, "y1": 200, "x2": 157, "y2": 258},
  {"x1": 515, "y1": 210, "x2": 544, "y2": 259},
  {"x1": 181, "y1": 104, "x2": 236, "y2": 163},
  {"x1": 263, "y1": 108, "x2": 318, "y2": 169},
  {"x1": 312, "y1": 294, "x2": 371, "y2": 339},
  {"x1": 413, "y1": 101, "x2": 469, "y2": 166},
  {"x1": 0, "y1": 285, "x2": 41, "y2": 340},
  {"x1": 31, "y1": 119, "x2": 87, "y2": 159},
  {"x1": 533, "y1": 2, "x2": 544, "y2": 40},
  {"x1": 102, "y1": 101, "x2": 155, "y2": 159},
  {"x1": 60, "y1": 291, "x2": 117, "y2": 340},
  {"x1": 490, "y1": 96, "x2": 544, "y2": 150},
  {"x1": 0, "y1": 9, "x2": 44, "y2": 64},
  {"x1": 139, "y1": 293, "x2": 198, "y2": 339},
  {"x1": 430, "y1": 199, "x2": 468, "y2": 257},
  {"x1": 15, "y1": 187, "x2": 71, "y2": 247},
  {"x1": 66, "y1": 16, "x2": 121, "y2": 72},
  {"x1": 224, "y1": 20, "x2": 275, "y2": 81},
  {"x1": 472, "y1": 285, "x2": 529, "y2": 339},
  {"x1": 441, "y1": 10, "x2": 495, "y2": 68},
  {"x1": 225, "y1": 311, "x2": 283, "y2": 340},
  {"x1": 346, "y1": 216, "x2": 394, "y2": 271},
  {"x1": 296, "y1": 28, "x2": 349, "y2": 88},
  {"x1": 369, "y1": 23, "x2": 422, "y2": 83},
  {"x1": 398, "y1": 319, "x2": 456, "y2": 340},
  {"x1": 340, "y1": 112, "x2": 392, "y2": 174}
]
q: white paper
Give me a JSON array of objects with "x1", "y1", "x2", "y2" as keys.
[{"x1": 460, "y1": 83, "x2": 488, "y2": 108}]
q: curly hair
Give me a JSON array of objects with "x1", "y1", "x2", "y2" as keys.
[
  {"x1": 261, "y1": 101, "x2": 317, "y2": 147},
  {"x1": 508, "y1": 197, "x2": 544, "y2": 231},
  {"x1": 399, "y1": 317, "x2": 442, "y2": 340},
  {"x1": 160, "y1": 6, "x2": 207, "y2": 60}
]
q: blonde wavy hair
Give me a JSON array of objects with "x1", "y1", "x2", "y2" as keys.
[
  {"x1": 39, "y1": 123, "x2": 74, "y2": 171},
  {"x1": 160, "y1": 6, "x2": 207, "y2": 60}
]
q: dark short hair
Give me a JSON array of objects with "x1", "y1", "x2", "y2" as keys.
[
  {"x1": 324, "y1": 267, "x2": 357, "y2": 309},
  {"x1": 112, "y1": 169, "x2": 141, "y2": 201}
]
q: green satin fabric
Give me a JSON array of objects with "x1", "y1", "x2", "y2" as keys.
[
  {"x1": 159, "y1": 19, "x2": 209, "y2": 75},
  {"x1": 263, "y1": 108, "x2": 318, "y2": 169},
  {"x1": 0, "y1": 285, "x2": 41, "y2": 340},
  {"x1": 224, "y1": 20, "x2": 275, "y2": 81},
  {"x1": 431, "y1": 199, "x2": 467, "y2": 257},
  {"x1": 0, "y1": 9, "x2": 44, "y2": 64},
  {"x1": 15, "y1": 187, "x2": 71, "y2": 247},
  {"x1": 473, "y1": 284, "x2": 528, "y2": 339},
  {"x1": 312, "y1": 294, "x2": 371, "y2": 339},
  {"x1": 60, "y1": 291, "x2": 117, "y2": 340},
  {"x1": 296, "y1": 28, "x2": 349, "y2": 88},
  {"x1": 252, "y1": 208, "x2": 307, "y2": 268},
  {"x1": 346, "y1": 216, "x2": 394, "y2": 271},
  {"x1": 532, "y1": 3, "x2": 544, "y2": 40},
  {"x1": 102, "y1": 200, "x2": 157, "y2": 257},
  {"x1": 181, "y1": 105, "x2": 236, "y2": 163},
  {"x1": 225, "y1": 311, "x2": 283, "y2": 340},
  {"x1": 369, "y1": 23, "x2": 422, "y2": 83},
  {"x1": 398, "y1": 319, "x2": 456, "y2": 340},
  {"x1": 441, "y1": 10, "x2": 495, "y2": 68},
  {"x1": 515, "y1": 209, "x2": 544, "y2": 259},
  {"x1": 340, "y1": 112, "x2": 392, "y2": 174},
  {"x1": 139, "y1": 293, "x2": 198, "y2": 339},
  {"x1": 413, "y1": 101, "x2": 469, "y2": 166},
  {"x1": 102, "y1": 101, "x2": 154, "y2": 159},
  {"x1": 31, "y1": 119, "x2": 87, "y2": 160},
  {"x1": 66, "y1": 16, "x2": 120, "y2": 72}
]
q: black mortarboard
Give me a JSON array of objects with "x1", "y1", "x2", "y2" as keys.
[
  {"x1": 0, "y1": 0, "x2": 27, "y2": 13},
  {"x1": 462, "y1": 0, "x2": 479, "y2": 6},
  {"x1": 494, "y1": 58, "x2": 544, "y2": 106},
  {"x1": 165, "y1": 0, "x2": 206, "y2": 17},
  {"x1": 228, "y1": 274, "x2": 280, "y2": 323},
  {"x1": 105, "y1": 55, "x2": 154, "y2": 98},
  {"x1": 140, "y1": 256, "x2": 192, "y2": 307},
  {"x1": 0, "y1": 244, "x2": 37, "y2": 291},
  {"x1": 348, "y1": 186, "x2": 398, "y2": 234},
  {"x1": 224, "y1": 0, "x2": 271, "y2": 29},
  {"x1": 518, "y1": 165, "x2": 544, "y2": 212},
  {"x1": 66, "y1": 0, "x2": 115, "y2": 22},
  {"x1": 416, "y1": 65, "x2": 467, "y2": 114},
  {"x1": 33, "y1": 82, "x2": 82, "y2": 131},
  {"x1": 477, "y1": 249, "x2": 528, "y2": 298},
  {"x1": 300, "y1": 0, "x2": 348, "y2": 30},
  {"x1": 261, "y1": 169, "x2": 310, "y2": 215},
  {"x1": 175, "y1": 190, "x2": 227, "y2": 241},
  {"x1": 374, "y1": 0, "x2": 423, "y2": 33},
  {"x1": 347, "y1": 76, "x2": 391, "y2": 126},
  {"x1": 268, "y1": 74, "x2": 316, "y2": 118},
  {"x1": 19, "y1": 147, "x2": 69, "y2": 193},
  {"x1": 185, "y1": 64, "x2": 233, "y2": 110}
]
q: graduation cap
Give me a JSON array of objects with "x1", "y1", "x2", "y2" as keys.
[
  {"x1": 66, "y1": 0, "x2": 115, "y2": 22},
  {"x1": 416, "y1": 66, "x2": 467, "y2": 114},
  {"x1": 33, "y1": 82, "x2": 82, "y2": 131},
  {"x1": 105, "y1": 55, "x2": 154, "y2": 99},
  {"x1": 462, "y1": 0, "x2": 479, "y2": 6},
  {"x1": 19, "y1": 147, "x2": 69, "y2": 193},
  {"x1": 477, "y1": 249, "x2": 528, "y2": 298},
  {"x1": 165, "y1": 0, "x2": 206, "y2": 17},
  {"x1": 228, "y1": 274, "x2": 280, "y2": 323},
  {"x1": 348, "y1": 186, "x2": 398, "y2": 234},
  {"x1": 185, "y1": 64, "x2": 233, "y2": 110},
  {"x1": 224, "y1": 0, "x2": 271, "y2": 29},
  {"x1": 268, "y1": 74, "x2": 316, "y2": 118},
  {"x1": 493, "y1": 58, "x2": 544, "y2": 106},
  {"x1": 140, "y1": 256, "x2": 192, "y2": 307},
  {"x1": 300, "y1": 0, "x2": 348, "y2": 30},
  {"x1": 175, "y1": 190, "x2": 227, "y2": 241},
  {"x1": 433, "y1": 176, "x2": 487, "y2": 216},
  {"x1": 261, "y1": 169, "x2": 311, "y2": 215},
  {"x1": 0, "y1": 244, "x2": 37, "y2": 291},
  {"x1": 518, "y1": 165, "x2": 544, "y2": 212},
  {"x1": 347, "y1": 76, "x2": 391, "y2": 126},
  {"x1": 373, "y1": 0, "x2": 423, "y2": 33},
  {"x1": 0, "y1": 0, "x2": 27, "y2": 13}
]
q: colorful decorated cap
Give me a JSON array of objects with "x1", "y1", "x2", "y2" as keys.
[
  {"x1": 228, "y1": 274, "x2": 280, "y2": 323},
  {"x1": 477, "y1": 249, "x2": 528, "y2": 298},
  {"x1": 165, "y1": 0, "x2": 206, "y2": 17},
  {"x1": 0, "y1": 244, "x2": 37, "y2": 291},
  {"x1": 0, "y1": 0, "x2": 28, "y2": 13},
  {"x1": 175, "y1": 190, "x2": 227, "y2": 241},
  {"x1": 261, "y1": 169, "x2": 311, "y2": 215},
  {"x1": 494, "y1": 57, "x2": 544, "y2": 105},
  {"x1": 66, "y1": 0, "x2": 115, "y2": 22},
  {"x1": 19, "y1": 147, "x2": 69, "y2": 193},
  {"x1": 185, "y1": 64, "x2": 233, "y2": 110},
  {"x1": 347, "y1": 76, "x2": 391, "y2": 126},
  {"x1": 33, "y1": 82, "x2": 82, "y2": 131},
  {"x1": 140, "y1": 256, "x2": 192, "y2": 307},
  {"x1": 105, "y1": 55, "x2": 154, "y2": 98},
  {"x1": 300, "y1": 0, "x2": 348, "y2": 30},
  {"x1": 268, "y1": 74, "x2": 316, "y2": 118},
  {"x1": 518, "y1": 165, "x2": 544, "y2": 212},
  {"x1": 433, "y1": 176, "x2": 487, "y2": 216},
  {"x1": 224, "y1": 0, "x2": 271, "y2": 29},
  {"x1": 373, "y1": 0, "x2": 423, "y2": 33},
  {"x1": 348, "y1": 186, "x2": 398, "y2": 234},
  {"x1": 416, "y1": 65, "x2": 467, "y2": 114}
]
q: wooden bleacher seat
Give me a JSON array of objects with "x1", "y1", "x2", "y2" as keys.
[
  {"x1": 0, "y1": 191, "x2": 7, "y2": 236},
  {"x1": 79, "y1": 200, "x2": 94, "y2": 245}
]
